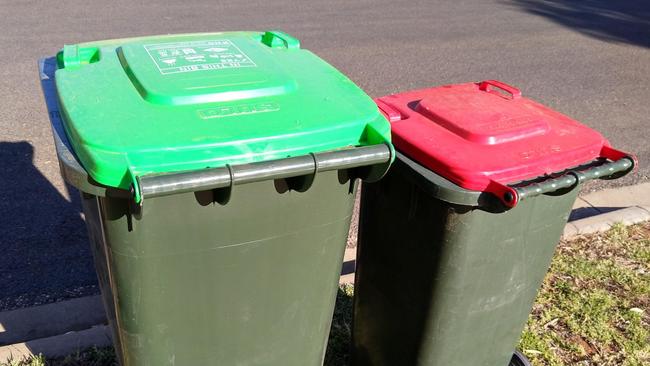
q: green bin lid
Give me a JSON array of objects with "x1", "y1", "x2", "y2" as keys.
[{"x1": 54, "y1": 31, "x2": 391, "y2": 200}]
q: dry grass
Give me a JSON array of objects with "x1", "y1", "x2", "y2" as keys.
[
  {"x1": 519, "y1": 222, "x2": 650, "y2": 366},
  {"x1": 0, "y1": 347, "x2": 115, "y2": 366}
]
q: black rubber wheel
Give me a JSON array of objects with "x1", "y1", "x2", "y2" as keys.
[{"x1": 509, "y1": 350, "x2": 532, "y2": 366}]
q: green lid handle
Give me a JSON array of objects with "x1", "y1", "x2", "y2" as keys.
[
  {"x1": 56, "y1": 45, "x2": 99, "y2": 69},
  {"x1": 138, "y1": 144, "x2": 392, "y2": 201},
  {"x1": 260, "y1": 31, "x2": 301, "y2": 49}
]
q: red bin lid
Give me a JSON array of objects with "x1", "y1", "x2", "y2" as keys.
[{"x1": 376, "y1": 80, "x2": 630, "y2": 207}]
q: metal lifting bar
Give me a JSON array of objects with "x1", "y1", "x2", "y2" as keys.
[
  {"x1": 138, "y1": 144, "x2": 393, "y2": 199},
  {"x1": 513, "y1": 157, "x2": 634, "y2": 202}
]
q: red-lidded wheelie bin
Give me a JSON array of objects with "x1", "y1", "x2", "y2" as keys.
[{"x1": 352, "y1": 80, "x2": 635, "y2": 366}]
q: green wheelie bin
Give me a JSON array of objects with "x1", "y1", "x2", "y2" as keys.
[
  {"x1": 352, "y1": 81, "x2": 635, "y2": 366},
  {"x1": 39, "y1": 31, "x2": 393, "y2": 366}
]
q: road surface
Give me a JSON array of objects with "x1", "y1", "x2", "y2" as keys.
[{"x1": 1, "y1": 0, "x2": 648, "y2": 310}]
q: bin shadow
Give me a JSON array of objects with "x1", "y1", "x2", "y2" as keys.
[
  {"x1": 340, "y1": 260, "x2": 356, "y2": 276},
  {"x1": 508, "y1": 0, "x2": 650, "y2": 48},
  {"x1": 0, "y1": 146, "x2": 97, "y2": 315},
  {"x1": 569, "y1": 206, "x2": 625, "y2": 221}
]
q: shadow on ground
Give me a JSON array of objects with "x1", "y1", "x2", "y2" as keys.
[
  {"x1": 0, "y1": 141, "x2": 97, "y2": 311},
  {"x1": 510, "y1": 0, "x2": 650, "y2": 48},
  {"x1": 569, "y1": 206, "x2": 625, "y2": 221}
]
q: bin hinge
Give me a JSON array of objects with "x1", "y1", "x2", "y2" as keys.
[
  {"x1": 136, "y1": 144, "x2": 393, "y2": 206},
  {"x1": 508, "y1": 154, "x2": 635, "y2": 208},
  {"x1": 483, "y1": 145, "x2": 636, "y2": 209}
]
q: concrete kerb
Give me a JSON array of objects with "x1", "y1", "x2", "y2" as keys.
[
  {"x1": 1, "y1": 183, "x2": 648, "y2": 362},
  {"x1": 563, "y1": 205, "x2": 650, "y2": 239},
  {"x1": 0, "y1": 295, "x2": 106, "y2": 346},
  {"x1": 0, "y1": 325, "x2": 112, "y2": 362}
]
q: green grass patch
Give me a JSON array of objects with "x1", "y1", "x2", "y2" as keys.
[
  {"x1": 3, "y1": 223, "x2": 648, "y2": 366},
  {"x1": 324, "y1": 284, "x2": 354, "y2": 366},
  {"x1": 0, "y1": 347, "x2": 115, "y2": 366},
  {"x1": 520, "y1": 222, "x2": 650, "y2": 366}
]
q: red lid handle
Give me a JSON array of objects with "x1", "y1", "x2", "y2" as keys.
[
  {"x1": 478, "y1": 80, "x2": 521, "y2": 100},
  {"x1": 375, "y1": 99, "x2": 403, "y2": 122}
]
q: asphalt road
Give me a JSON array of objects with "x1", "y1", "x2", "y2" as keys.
[{"x1": 1, "y1": 0, "x2": 649, "y2": 310}]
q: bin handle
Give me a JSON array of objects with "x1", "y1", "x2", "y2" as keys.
[
  {"x1": 137, "y1": 144, "x2": 393, "y2": 201},
  {"x1": 498, "y1": 155, "x2": 635, "y2": 207},
  {"x1": 478, "y1": 80, "x2": 522, "y2": 100}
]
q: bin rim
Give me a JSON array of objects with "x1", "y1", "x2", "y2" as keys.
[
  {"x1": 394, "y1": 151, "x2": 634, "y2": 210},
  {"x1": 40, "y1": 57, "x2": 119, "y2": 198}
]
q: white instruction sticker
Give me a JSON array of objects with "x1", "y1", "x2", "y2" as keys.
[{"x1": 144, "y1": 40, "x2": 256, "y2": 74}]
